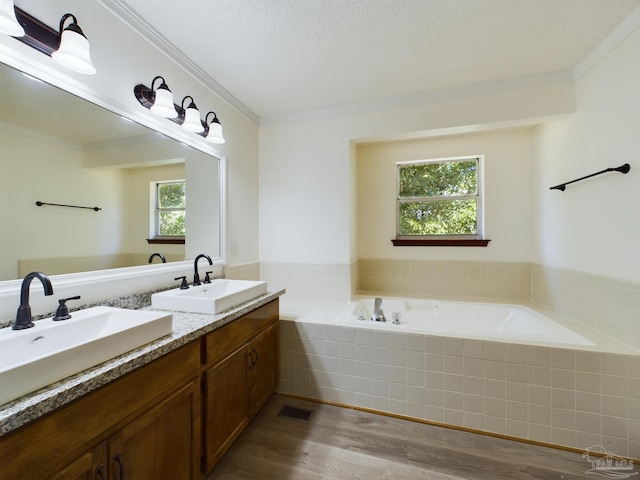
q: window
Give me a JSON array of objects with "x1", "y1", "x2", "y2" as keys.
[
  {"x1": 151, "y1": 180, "x2": 186, "y2": 241},
  {"x1": 394, "y1": 156, "x2": 488, "y2": 246}
]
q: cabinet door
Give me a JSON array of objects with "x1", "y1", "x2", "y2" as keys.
[
  {"x1": 49, "y1": 452, "x2": 94, "y2": 480},
  {"x1": 117, "y1": 378, "x2": 201, "y2": 480},
  {"x1": 49, "y1": 442, "x2": 108, "y2": 480},
  {"x1": 203, "y1": 343, "x2": 252, "y2": 472},
  {"x1": 251, "y1": 322, "x2": 279, "y2": 414}
]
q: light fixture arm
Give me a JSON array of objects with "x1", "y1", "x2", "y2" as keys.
[
  {"x1": 181, "y1": 95, "x2": 196, "y2": 110},
  {"x1": 151, "y1": 75, "x2": 166, "y2": 91},
  {"x1": 58, "y1": 13, "x2": 84, "y2": 40},
  {"x1": 205, "y1": 111, "x2": 220, "y2": 124}
]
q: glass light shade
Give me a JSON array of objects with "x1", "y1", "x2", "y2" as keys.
[
  {"x1": 206, "y1": 120, "x2": 225, "y2": 144},
  {"x1": 150, "y1": 86, "x2": 178, "y2": 118},
  {"x1": 52, "y1": 27, "x2": 96, "y2": 75},
  {"x1": 182, "y1": 104, "x2": 204, "y2": 132},
  {"x1": 0, "y1": 0, "x2": 24, "y2": 36}
]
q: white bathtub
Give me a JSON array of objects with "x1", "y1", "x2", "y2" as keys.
[{"x1": 336, "y1": 297, "x2": 597, "y2": 349}]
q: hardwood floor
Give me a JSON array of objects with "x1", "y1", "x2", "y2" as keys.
[{"x1": 207, "y1": 394, "x2": 597, "y2": 479}]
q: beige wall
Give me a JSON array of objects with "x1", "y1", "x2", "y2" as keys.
[
  {"x1": 0, "y1": 127, "x2": 127, "y2": 280},
  {"x1": 356, "y1": 128, "x2": 535, "y2": 262},
  {"x1": 0, "y1": 123, "x2": 186, "y2": 280}
]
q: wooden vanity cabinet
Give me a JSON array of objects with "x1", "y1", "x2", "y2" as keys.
[
  {"x1": 202, "y1": 300, "x2": 279, "y2": 472},
  {"x1": 0, "y1": 341, "x2": 201, "y2": 480},
  {"x1": 0, "y1": 299, "x2": 280, "y2": 480}
]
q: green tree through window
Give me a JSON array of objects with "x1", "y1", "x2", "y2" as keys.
[
  {"x1": 156, "y1": 181, "x2": 186, "y2": 237},
  {"x1": 397, "y1": 157, "x2": 481, "y2": 237}
]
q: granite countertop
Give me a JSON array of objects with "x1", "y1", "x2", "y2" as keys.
[{"x1": 0, "y1": 288, "x2": 285, "y2": 436}]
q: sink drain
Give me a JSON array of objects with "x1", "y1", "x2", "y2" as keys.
[{"x1": 277, "y1": 404, "x2": 313, "y2": 423}]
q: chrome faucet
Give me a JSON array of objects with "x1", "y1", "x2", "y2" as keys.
[
  {"x1": 371, "y1": 297, "x2": 386, "y2": 322},
  {"x1": 13, "y1": 272, "x2": 54, "y2": 330},
  {"x1": 148, "y1": 252, "x2": 166, "y2": 264},
  {"x1": 193, "y1": 254, "x2": 213, "y2": 286}
]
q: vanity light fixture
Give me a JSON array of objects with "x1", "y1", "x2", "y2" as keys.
[
  {"x1": 51, "y1": 14, "x2": 96, "y2": 75},
  {"x1": 205, "y1": 112, "x2": 225, "y2": 144},
  {"x1": 181, "y1": 96, "x2": 204, "y2": 133},
  {"x1": 149, "y1": 76, "x2": 178, "y2": 118},
  {"x1": 11, "y1": 8, "x2": 96, "y2": 75},
  {"x1": 0, "y1": 0, "x2": 24, "y2": 36},
  {"x1": 134, "y1": 82, "x2": 225, "y2": 142}
]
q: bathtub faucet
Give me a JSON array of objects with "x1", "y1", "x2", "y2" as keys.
[{"x1": 372, "y1": 297, "x2": 386, "y2": 322}]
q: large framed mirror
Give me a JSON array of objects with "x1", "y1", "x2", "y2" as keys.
[{"x1": 0, "y1": 61, "x2": 223, "y2": 282}]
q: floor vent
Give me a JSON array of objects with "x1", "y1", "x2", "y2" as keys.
[{"x1": 277, "y1": 404, "x2": 313, "y2": 423}]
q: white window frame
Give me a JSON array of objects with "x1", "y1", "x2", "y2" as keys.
[
  {"x1": 396, "y1": 155, "x2": 484, "y2": 240},
  {"x1": 151, "y1": 179, "x2": 186, "y2": 239}
]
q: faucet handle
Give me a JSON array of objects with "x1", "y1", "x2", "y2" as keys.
[
  {"x1": 204, "y1": 271, "x2": 213, "y2": 284},
  {"x1": 53, "y1": 295, "x2": 81, "y2": 321},
  {"x1": 174, "y1": 276, "x2": 189, "y2": 290}
]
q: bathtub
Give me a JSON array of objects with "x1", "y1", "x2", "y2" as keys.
[{"x1": 336, "y1": 297, "x2": 597, "y2": 350}]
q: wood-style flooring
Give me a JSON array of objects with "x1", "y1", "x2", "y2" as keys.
[{"x1": 207, "y1": 395, "x2": 599, "y2": 479}]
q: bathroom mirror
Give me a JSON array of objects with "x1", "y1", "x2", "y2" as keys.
[{"x1": 0, "y1": 61, "x2": 222, "y2": 281}]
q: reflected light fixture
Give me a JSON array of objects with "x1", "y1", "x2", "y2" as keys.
[
  {"x1": 51, "y1": 14, "x2": 96, "y2": 75},
  {"x1": 205, "y1": 111, "x2": 225, "y2": 144},
  {"x1": 181, "y1": 96, "x2": 204, "y2": 133},
  {"x1": 0, "y1": 0, "x2": 24, "y2": 36},
  {"x1": 149, "y1": 76, "x2": 178, "y2": 118}
]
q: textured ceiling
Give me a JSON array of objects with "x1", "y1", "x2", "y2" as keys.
[{"x1": 117, "y1": 0, "x2": 640, "y2": 119}]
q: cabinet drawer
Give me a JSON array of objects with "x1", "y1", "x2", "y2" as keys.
[{"x1": 204, "y1": 299, "x2": 278, "y2": 366}]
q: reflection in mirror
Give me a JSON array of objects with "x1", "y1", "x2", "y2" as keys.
[{"x1": 0, "y1": 62, "x2": 221, "y2": 281}]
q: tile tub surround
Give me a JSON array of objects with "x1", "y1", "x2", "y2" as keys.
[
  {"x1": 278, "y1": 317, "x2": 640, "y2": 460},
  {"x1": 0, "y1": 289, "x2": 285, "y2": 435},
  {"x1": 357, "y1": 259, "x2": 532, "y2": 303},
  {"x1": 533, "y1": 264, "x2": 640, "y2": 353}
]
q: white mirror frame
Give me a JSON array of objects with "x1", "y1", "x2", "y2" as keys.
[{"x1": 0, "y1": 44, "x2": 227, "y2": 319}]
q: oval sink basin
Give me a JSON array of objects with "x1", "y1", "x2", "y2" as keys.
[
  {"x1": 0, "y1": 306, "x2": 172, "y2": 405},
  {"x1": 151, "y1": 279, "x2": 268, "y2": 314}
]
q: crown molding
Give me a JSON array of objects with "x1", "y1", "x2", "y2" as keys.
[
  {"x1": 259, "y1": 71, "x2": 575, "y2": 127},
  {"x1": 98, "y1": 0, "x2": 259, "y2": 125},
  {"x1": 574, "y1": 5, "x2": 640, "y2": 80}
]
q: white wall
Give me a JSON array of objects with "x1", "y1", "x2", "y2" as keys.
[
  {"x1": 533, "y1": 25, "x2": 640, "y2": 283},
  {"x1": 357, "y1": 128, "x2": 534, "y2": 262}
]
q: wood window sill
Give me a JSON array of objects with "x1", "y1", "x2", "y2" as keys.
[
  {"x1": 391, "y1": 238, "x2": 491, "y2": 247},
  {"x1": 146, "y1": 238, "x2": 185, "y2": 245}
]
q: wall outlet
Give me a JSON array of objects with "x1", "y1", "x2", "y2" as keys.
[{"x1": 230, "y1": 240, "x2": 238, "y2": 254}]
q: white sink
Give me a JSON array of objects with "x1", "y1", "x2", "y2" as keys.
[
  {"x1": 151, "y1": 279, "x2": 268, "y2": 314},
  {"x1": 0, "y1": 306, "x2": 172, "y2": 405}
]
